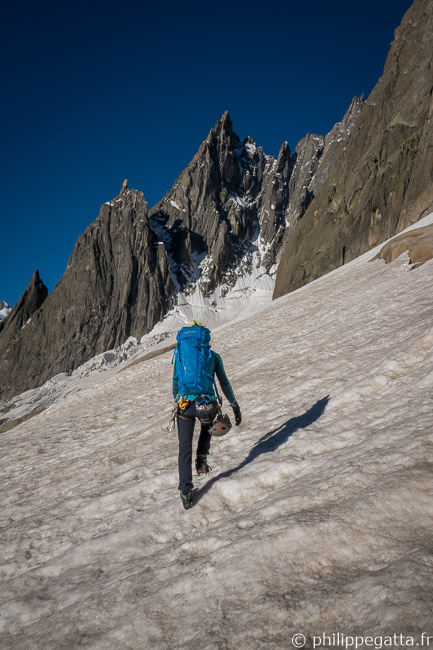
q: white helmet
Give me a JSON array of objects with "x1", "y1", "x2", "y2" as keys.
[{"x1": 209, "y1": 412, "x2": 232, "y2": 436}]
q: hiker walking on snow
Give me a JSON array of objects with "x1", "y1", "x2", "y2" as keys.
[{"x1": 172, "y1": 321, "x2": 241, "y2": 509}]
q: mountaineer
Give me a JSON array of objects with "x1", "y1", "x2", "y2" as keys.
[{"x1": 171, "y1": 321, "x2": 242, "y2": 509}]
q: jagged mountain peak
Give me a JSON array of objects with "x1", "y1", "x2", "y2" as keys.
[
  {"x1": 0, "y1": 184, "x2": 174, "y2": 400},
  {"x1": 213, "y1": 109, "x2": 233, "y2": 132},
  {"x1": 152, "y1": 99, "x2": 362, "y2": 295},
  {"x1": 278, "y1": 140, "x2": 290, "y2": 155},
  {"x1": 23, "y1": 269, "x2": 47, "y2": 299},
  {"x1": 0, "y1": 269, "x2": 48, "y2": 336},
  {"x1": 148, "y1": 111, "x2": 290, "y2": 296},
  {"x1": 207, "y1": 110, "x2": 240, "y2": 153},
  {"x1": 32, "y1": 268, "x2": 43, "y2": 281}
]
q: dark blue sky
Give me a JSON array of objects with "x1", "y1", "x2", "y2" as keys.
[{"x1": 1, "y1": 0, "x2": 412, "y2": 306}]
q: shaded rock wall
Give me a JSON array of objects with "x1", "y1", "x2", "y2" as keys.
[{"x1": 0, "y1": 185, "x2": 173, "y2": 401}]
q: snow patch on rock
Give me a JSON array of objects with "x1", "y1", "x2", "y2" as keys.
[{"x1": 0, "y1": 300, "x2": 11, "y2": 322}]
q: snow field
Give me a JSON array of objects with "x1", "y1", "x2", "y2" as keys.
[{"x1": 1, "y1": 237, "x2": 433, "y2": 648}]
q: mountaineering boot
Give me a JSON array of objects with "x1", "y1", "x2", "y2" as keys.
[
  {"x1": 195, "y1": 455, "x2": 212, "y2": 475},
  {"x1": 180, "y1": 490, "x2": 194, "y2": 510}
]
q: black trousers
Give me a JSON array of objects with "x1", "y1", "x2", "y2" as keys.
[{"x1": 177, "y1": 401, "x2": 218, "y2": 492}]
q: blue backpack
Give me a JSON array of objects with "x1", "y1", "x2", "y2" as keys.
[{"x1": 173, "y1": 324, "x2": 215, "y2": 396}]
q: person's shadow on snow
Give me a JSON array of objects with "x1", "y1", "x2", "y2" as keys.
[{"x1": 194, "y1": 395, "x2": 330, "y2": 504}]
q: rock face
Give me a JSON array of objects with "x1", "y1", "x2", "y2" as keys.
[
  {"x1": 0, "y1": 104, "x2": 361, "y2": 402},
  {"x1": 0, "y1": 185, "x2": 173, "y2": 401},
  {"x1": 285, "y1": 96, "x2": 365, "y2": 234},
  {"x1": 149, "y1": 111, "x2": 292, "y2": 295},
  {"x1": 375, "y1": 223, "x2": 433, "y2": 267},
  {"x1": 149, "y1": 104, "x2": 362, "y2": 297},
  {"x1": 274, "y1": 0, "x2": 433, "y2": 298}
]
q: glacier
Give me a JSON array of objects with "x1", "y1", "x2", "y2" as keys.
[{"x1": 0, "y1": 215, "x2": 432, "y2": 648}]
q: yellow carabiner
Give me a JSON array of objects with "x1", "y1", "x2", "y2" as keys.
[{"x1": 179, "y1": 397, "x2": 189, "y2": 410}]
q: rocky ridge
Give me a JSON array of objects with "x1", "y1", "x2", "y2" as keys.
[
  {"x1": 149, "y1": 103, "x2": 363, "y2": 298},
  {"x1": 149, "y1": 111, "x2": 291, "y2": 296},
  {"x1": 0, "y1": 102, "x2": 362, "y2": 402}
]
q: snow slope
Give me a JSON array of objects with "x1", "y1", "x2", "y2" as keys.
[{"x1": 1, "y1": 218, "x2": 433, "y2": 649}]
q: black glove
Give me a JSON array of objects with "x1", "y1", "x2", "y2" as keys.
[{"x1": 232, "y1": 405, "x2": 242, "y2": 426}]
